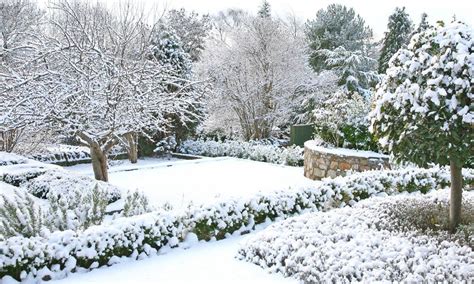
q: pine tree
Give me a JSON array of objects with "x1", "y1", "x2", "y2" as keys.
[
  {"x1": 378, "y1": 7, "x2": 413, "y2": 73},
  {"x1": 148, "y1": 25, "x2": 192, "y2": 78},
  {"x1": 416, "y1": 13, "x2": 430, "y2": 33},
  {"x1": 258, "y1": 0, "x2": 271, "y2": 18},
  {"x1": 305, "y1": 4, "x2": 377, "y2": 93}
]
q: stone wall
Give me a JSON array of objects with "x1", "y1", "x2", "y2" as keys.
[{"x1": 304, "y1": 141, "x2": 390, "y2": 180}]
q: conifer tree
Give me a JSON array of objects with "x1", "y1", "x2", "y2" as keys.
[
  {"x1": 258, "y1": 0, "x2": 271, "y2": 18},
  {"x1": 378, "y1": 7, "x2": 413, "y2": 74}
]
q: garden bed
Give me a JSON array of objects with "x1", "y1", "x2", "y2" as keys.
[{"x1": 237, "y1": 189, "x2": 474, "y2": 282}]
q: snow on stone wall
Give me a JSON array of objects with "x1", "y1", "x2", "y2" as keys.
[{"x1": 304, "y1": 140, "x2": 390, "y2": 180}]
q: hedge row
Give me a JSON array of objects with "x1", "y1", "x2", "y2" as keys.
[
  {"x1": 1, "y1": 166, "x2": 473, "y2": 281},
  {"x1": 177, "y1": 139, "x2": 304, "y2": 166}
]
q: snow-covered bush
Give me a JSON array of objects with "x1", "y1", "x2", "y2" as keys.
[
  {"x1": 177, "y1": 139, "x2": 304, "y2": 166},
  {"x1": 25, "y1": 170, "x2": 121, "y2": 203},
  {"x1": 186, "y1": 166, "x2": 473, "y2": 241},
  {"x1": 122, "y1": 190, "x2": 153, "y2": 217},
  {"x1": 154, "y1": 136, "x2": 178, "y2": 155},
  {"x1": 313, "y1": 90, "x2": 377, "y2": 151},
  {"x1": 1, "y1": 183, "x2": 112, "y2": 238},
  {"x1": 28, "y1": 145, "x2": 91, "y2": 164},
  {"x1": 1, "y1": 166, "x2": 49, "y2": 187},
  {"x1": 0, "y1": 152, "x2": 56, "y2": 187},
  {"x1": 0, "y1": 191, "x2": 44, "y2": 239},
  {"x1": 0, "y1": 152, "x2": 28, "y2": 166},
  {"x1": 0, "y1": 210, "x2": 183, "y2": 281},
  {"x1": 46, "y1": 184, "x2": 109, "y2": 232},
  {"x1": 237, "y1": 190, "x2": 474, "y2": 282}
]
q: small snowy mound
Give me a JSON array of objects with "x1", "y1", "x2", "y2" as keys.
[
  {"x1": 0, "y1": 152, "x2": 28, "y2": 166},
  {"x1": 238, "y1": 190, "x2": 474, "y2": 283}
]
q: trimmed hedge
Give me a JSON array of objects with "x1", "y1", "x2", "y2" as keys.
[
  {"x1": 1, "y1": 166, "x2": 473, "y2": 281},
  {"x1": 177, "y1": 139, "x2": 304, "y2": 166}
]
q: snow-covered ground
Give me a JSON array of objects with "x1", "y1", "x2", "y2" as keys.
[
  {"x1": 65, "y1": 157, "x2": 315, "y2": 209},
  {"x1": 47, "y1": 229, "x2": 297, "y2": 284}
]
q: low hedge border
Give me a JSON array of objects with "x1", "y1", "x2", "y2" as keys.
[
  {"x1": 177, "y1": 139, "x2": 304, "y2": 166},
  {"x1": 1, "y1": 166, "x2": 473, "y2": 281}
]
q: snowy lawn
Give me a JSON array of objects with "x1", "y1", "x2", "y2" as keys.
[
  {"x1": 65, "y1": 157, "x2": 315, "y2": 209},
  {"x1": 238, "y1": 189, "x2": 474, "y2": 282}
]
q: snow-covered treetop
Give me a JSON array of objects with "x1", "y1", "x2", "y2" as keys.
[{"x1": 370, "y1": 21, "x2": 474, "y2": 167}]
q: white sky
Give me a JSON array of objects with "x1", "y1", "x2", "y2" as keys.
[
  {"x1": 40, "y1": 0, "x2": 474, "y2": 39},
  {"x1": 114, "y1": 0, "x2": 473, "y2": 39}
]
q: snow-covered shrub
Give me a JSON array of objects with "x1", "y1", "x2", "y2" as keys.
[
  {"x1": 46, "y1": 184, "x2": 109, "y2": 232},
  {"x1": 1, "y1": 166, "x2": 49, "y2": 187},
  {"x1": 380, "y1": 192, "x2": 474, "y2": 246},
  {"x1": 122, "y1": 190, "x2": 153, "y2": 217},
  {"x1": 28, "y1": 144, "x2": 91, "y2": 164},
  {"x1": 0, "y1": 152, "x2": 28, "y2": 166},
  {"x1": 0, "y1": 190, "x2": 44, "y2": 238},
  {"x1": 237, "y1": 190, "x2": 474, "y2": 282},
  {"x1": 186, "y1": 166, "x2": 473, "y2": 241},
  {"x1": 154, "y1": 136, "x2": 177, "y2": 155},
  {"x1": 25, "y1": 170, "x2": 121, "y2": 203},
  {"x1": 0, "y1": 210, "x2": 183, "y2": 281},
  {"x1": 177, "y1": 139, "x2": 304, "y2": 166},
  {"x1": 313, "y1": 90, "x2": 378, "y2": 151}
]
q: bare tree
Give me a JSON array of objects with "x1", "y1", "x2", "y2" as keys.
[
  {"x1": 0, "y1": 0, "x2": 45, "y2": 152},
  {"x1": 199, "y1": 13, "x2": 313, "y2": 140},
  {"x1": 0, "y1": 0, "x2": 206, "y2": 180}
]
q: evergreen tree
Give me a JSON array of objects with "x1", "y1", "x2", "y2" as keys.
[
  {"x1": 305, "y1": 4, "x2": 377, "y2": 93},
  {"x1": 416, "y1": 13, "x2": 430, "y2": 33},
  {"x1": 378, "y1": 7, "x2": 413, "y2": 73},
  {"x1": 148, "y1": 25, "x2": 192, "y2": 78},
  {"x1": 258, "y1": 0, "x2": 271, "y2": 18},
  {"x1": 165, "y1": 9, "x2": 211, "y2": 62}
]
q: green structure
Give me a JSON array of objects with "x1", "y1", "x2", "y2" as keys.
[{"x1": 290, "y1": 124, "x2": 314, "y2": 146}]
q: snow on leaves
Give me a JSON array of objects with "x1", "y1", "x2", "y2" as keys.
[{"x1": 370, "y1": 21, "x2": 474, "y2": 166}]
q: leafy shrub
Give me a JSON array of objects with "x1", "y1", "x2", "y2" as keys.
[
  {"x1": 0, "y1": 190, "x2": 44, "y2": 238},
  {"x1": 312, "y1": 90, "x2": 378, "y2": 151},
  {"x1": 237, "y1": 190, "x2": 474, "y2": 282},
  {"x1": 122, "y1": 190, "x2": 153, "y2": 217},
  {"x1": 25, "y1": 170, "x2": 121, "y2": 203},
  {"x1": 46, "y1": 184, "x2": 109, "y2": 231},
  {"x1": 1, "y1": 167, "x2": 49, "y2": 187},
  {"x1": 0, "y1": 183, "x2": 111, "y2": 239},
  {"x1": 0, "y1": 152, "x2": 28, "y2": 166},
  {"x1": 177, "y1": 139, "x2": 303, "y2": 166}
]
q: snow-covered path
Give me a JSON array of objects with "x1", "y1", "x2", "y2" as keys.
[{"x1": 51, "y1": 231, "x2": 297, "y2": 284}]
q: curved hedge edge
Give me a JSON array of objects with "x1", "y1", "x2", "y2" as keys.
[{"x1": 1, "y1": 166, "x2": 473, "y2": 282}]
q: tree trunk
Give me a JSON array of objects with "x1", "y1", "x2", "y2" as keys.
[
  {"x1": 449, "y1": 160, "x2": 463, "y2": 233},
  {"x1": 125, "y1": 132, "x2": 138, "y2": 164},
  {"x1": 90, "y1": 144, "x2": 109, "y2": 182}
]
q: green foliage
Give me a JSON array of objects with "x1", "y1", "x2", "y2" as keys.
[
  {"x1": 305, "y1": 4, "x2": 378, "y2": 92},
  {"x1": 340, "y1": 124, "x2": 378, "y2": 151},
  {"x1": 313, "y1": 90, "x2": 378, "y2": 151},
  {"x1": 378, "y1": 7, "x2": 413, "y2": 73},
  {"x1": 370, "y1": 22, "x2": 474, "y2": 168}
]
